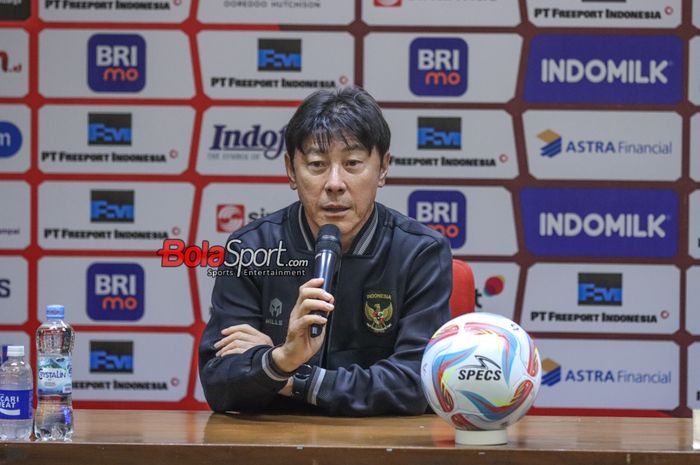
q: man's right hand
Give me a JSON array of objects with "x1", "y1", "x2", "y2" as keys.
[{"x1": 271, "y1": 277, "x2": 334, "y2": 373}]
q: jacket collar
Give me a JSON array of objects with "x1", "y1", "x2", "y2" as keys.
[{"x1": 291, "y1": 202, "x2": 382, "y2": 256}]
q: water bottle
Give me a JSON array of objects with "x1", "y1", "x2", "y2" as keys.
[
  {"x1": 0, "y1": 345, "x2": 33, "y2": 441},
  {"x1": 35, "y1": 304, "x2": 74, "y2": 441}
]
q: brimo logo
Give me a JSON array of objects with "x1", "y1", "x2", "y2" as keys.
[{"x1": 156, "y1": 239, "x2": 308, "y2": 277}]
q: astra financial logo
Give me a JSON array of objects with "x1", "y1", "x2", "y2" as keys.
[
  {"x1": 537, "y1": 128, "x2": 673, "y2": 158},
  {"x1": 538, "y1": 129, "x2": 562, "y2": 157},
  {"x1": 88, "y1": 33, "x2": 146, "y2": 93},
  {"x1": 90, "y1": 190, "x2": 135, "y2": 223},
  {"x1": 217, "y1": 204, "x2": 245, "y2": 233},
  {"x1": 257, "y1": 39, "x2": 301, "y2": 72},
  {"x1": 0, "y1": 121, "x2": 22, "y2": 158},
  {"x1": 578, "y1": 273, "x2": 622, "y2": 306},
  {"x1": 89, "y1": 341, "x2": 134, "y2": 374},
  {"x1": 541, "y1": 358, "x2": 561, "y2": 386},
  {"x1": 541, "y1": 357, "x2": 671, "y2": 386},
  {"x1": 525, "y1": 35, "x2": 682, "y2": 104},
  {"x1": 409, "y1": 37, "x2": 468, "y2": 97},
  {"x1": 408, "y1": 190, "x2": 466, "y2": 248},
  {"x1": 88, "y1": 113, "x2": 132, "y2": 146},
  {"x1": 87, "y1": 263, "x2": 145, "y2": 321},
  {"x1": 520, "y1": 188, "x2": 678, "y2": 258},
  {"x1": 417, "y1": 117, "x2": 461, "y2": 150}
]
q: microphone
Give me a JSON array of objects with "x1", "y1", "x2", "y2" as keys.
[{"x1": 309, "y1": 224, "x2": 341, "y2": 338}]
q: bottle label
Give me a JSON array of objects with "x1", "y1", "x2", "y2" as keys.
[
  {"x1": 0, "y1": 389, "x2": 32, "y2": 420},
  {"x1": 38, "y1": 356, "x2": 72, "y2": 396}
]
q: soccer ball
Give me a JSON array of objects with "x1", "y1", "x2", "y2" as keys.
[{"x1": 421, "y1": 312, "x2": 541, "y2": 443}]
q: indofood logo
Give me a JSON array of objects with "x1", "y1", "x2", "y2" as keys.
[
  {"x1": 520, "y1": 188, "x2": 678, "y2": 258},
  {"x1": 541, "y1": 358, "x2": 671, "y2": 386},
  {"x1": 525, "y1": 35, "x2": 682, "y2": 104},
  {"x1": 537, "y1": 128, "x2": 673, "y2": 158}
]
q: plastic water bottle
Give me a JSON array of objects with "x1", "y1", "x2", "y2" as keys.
[
  {"x1": 0, "y1": 345, "x2": 33, "y2": 441},
  {"x1": 35, "y1": 304, "x2": 74, "y2": 441}
]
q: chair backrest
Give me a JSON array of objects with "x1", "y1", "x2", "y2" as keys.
[{"x1": 449, "y1": 259, "x2": 475, "y2": 318}]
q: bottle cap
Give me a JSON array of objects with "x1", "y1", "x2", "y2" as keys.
[
  {"x1": 7, "y1": 345, "x2": 24, "y2": 357},
  {"x1": 46, "y1": 304, "x2": 65, "y2": 320}
]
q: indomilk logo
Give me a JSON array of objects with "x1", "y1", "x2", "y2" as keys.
[
  {"x1": 578, "y1": 273, "x2": 622, "y2": 306},
  {"x1": 257, "y1": 39, "x2": 301, "y2": 72},
  {"x1": 538, "y1": 129, "x2": 562, "y2": 157},
  {"x1": 524, "y1": 35, "x2": 682, "y2": 104},
  {"x1": 0, "y1": 121, "x2": 22, "y2": 158},
  {"x1": 417, "y1": 117, "x2": 461, "y2": 150},
  {"x1": 88, "y1": 113, "x2": 132, "y2": 146},
  {"x1": 89, "y1": 341, "x2": 134, "y2": 373},
  {"x1": 90, "y1": 190, "x2": 135, "y2": 223},
  {"x1": 87, "y1": 263, "x2": 144, "y2": 321},
  {"x1": 409, "y1": 37, "x2": 468, "y2": 97},
  {"x1": 88, "y1": 33, "x2": 146, "y2": 93},
  {"x1": 520, "y1": 187, "x2": 678, "y2": 258},
  {"x1": 408, "y1": 190, "x2": 466, "y2": 248}
]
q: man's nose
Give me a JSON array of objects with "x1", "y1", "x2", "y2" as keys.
[{"x1": 324, "y1": 164, "x2": 347, "y2": 193}]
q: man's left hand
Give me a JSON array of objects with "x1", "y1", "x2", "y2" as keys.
[{"x1": 214, "y1": 324, "x2": 273, "y2": 357}]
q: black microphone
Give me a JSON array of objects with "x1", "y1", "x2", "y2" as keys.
[{"x1": 309, "y1": 224, "x2": 341, "y2": 338}]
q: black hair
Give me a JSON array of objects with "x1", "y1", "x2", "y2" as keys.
[{"x1": 284, "y1": 86, "x2": 391, "y2": 161}]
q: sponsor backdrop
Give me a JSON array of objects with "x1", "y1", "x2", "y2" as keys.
[{"x1": 0, "y1": 0, "x2": 697, "y2": 417}]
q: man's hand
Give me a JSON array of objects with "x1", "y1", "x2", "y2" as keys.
[
  {"x1": 272, "y1": 277, "x2": 334, "y2": 373},
  {"x1": 214, "y1": 324, "x2": 273, "y2": 357}
]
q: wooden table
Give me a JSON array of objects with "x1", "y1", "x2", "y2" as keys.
[{"x1": 1, "y1": 410, "x2": 698, "y2": 465}]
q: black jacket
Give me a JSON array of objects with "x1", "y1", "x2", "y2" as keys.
[{"x1": 199, "y1": 201, "x2": 452, "y2": 416}]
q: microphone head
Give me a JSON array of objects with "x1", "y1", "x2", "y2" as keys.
[{"x1": 315, "y1": 224, "x2": 341, "y2": 255}]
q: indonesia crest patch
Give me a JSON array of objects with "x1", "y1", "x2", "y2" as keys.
[{"x1": 363, "y1": 290, "x2": 395, "y2": 334}]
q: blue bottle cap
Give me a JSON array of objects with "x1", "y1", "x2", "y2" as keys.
[{"x1": 46, "y1": 304, "x2": 65, "y2": 320}]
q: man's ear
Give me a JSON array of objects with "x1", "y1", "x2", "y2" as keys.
[
  {"x1": 284, "y1": 152, "x2": 297, "y2": 190},
  {"x1": 378, "y1": 152, "x2": 390, "y2": 187}
]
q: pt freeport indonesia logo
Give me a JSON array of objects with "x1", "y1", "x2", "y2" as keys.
[{"x1": 156, "y1": 239, "x2": 308, "y2": 278}]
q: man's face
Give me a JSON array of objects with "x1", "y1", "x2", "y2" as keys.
[{"x1": 285, "y1": 138, "x2": 389, "y2": 252}]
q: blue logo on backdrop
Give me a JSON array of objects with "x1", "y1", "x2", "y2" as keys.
[
  {"x1": 578, "y1": 273, "x2": 622, "y2": 306},
  {"x1": 0, "y1": 121, "x2": 22, "y2": 158},
  {"x1": 87, "y1": 263, "x2": 144, "y2": 321},
  {"x1": 89, "y1": 341, "x2": 134, "y2": 373},
  {"x1": 520, "y1": 188, "x2": 678, "y2": 258},
  {"x1": 88, "y1": 33, "x2": 146, "y2": 93},
  {"x1": 90, "y1": 190, "x2": 134, "y2": 223},
  {"x1": 408, "y1": 190, "x2": 466, "y2": 248},
  {"x1": 88, "y1": 113, "x2": 132, "y2": 146},
  {"x1": 257, "y1": 39, "x2": 301, "y2": 72},
  {"x1": 417, "y1": 117, "x2": 461, "y2": 150},
  {"x1": 409, "y1": 37, "x2": 468, "y2": 97},
  {"x1": 524, "y1": 35, "x2": 682, "y2": 104}
]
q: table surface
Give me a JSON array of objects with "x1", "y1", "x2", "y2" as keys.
[{"x1": 2, "y1": 410, "x2": 699, "y2": 465}]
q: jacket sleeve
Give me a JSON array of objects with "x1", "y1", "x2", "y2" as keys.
[
  {"x1": 309, "y1": 236, "x2": 453, "y2": 416},
  {"x1": 198, "y1": 247, "x2": 288, "y2": 413}
]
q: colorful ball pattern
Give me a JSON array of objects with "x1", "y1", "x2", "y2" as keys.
[{"x1": 421, "y1": 312, "x2": 541, "y2": 431}]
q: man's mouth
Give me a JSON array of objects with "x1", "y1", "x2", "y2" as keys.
[{"x1": 322, "y1": 205, "x2": 350, "y2": 213}]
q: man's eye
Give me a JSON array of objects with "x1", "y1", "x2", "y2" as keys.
[
  {"x1": 309, "y1": 161, "x2": 324, "y2": 169},
  {"x1": 346, "y1": 160, "x2": 362, "y2": 167}
]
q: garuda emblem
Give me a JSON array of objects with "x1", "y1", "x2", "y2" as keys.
[{"x1": 364, "y1": 291, "x2": 394, "y2": 334}]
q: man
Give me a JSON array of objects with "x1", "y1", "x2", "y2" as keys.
[{"x1": 199, "y1": 86, "x2": 452, "y2": 416}]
